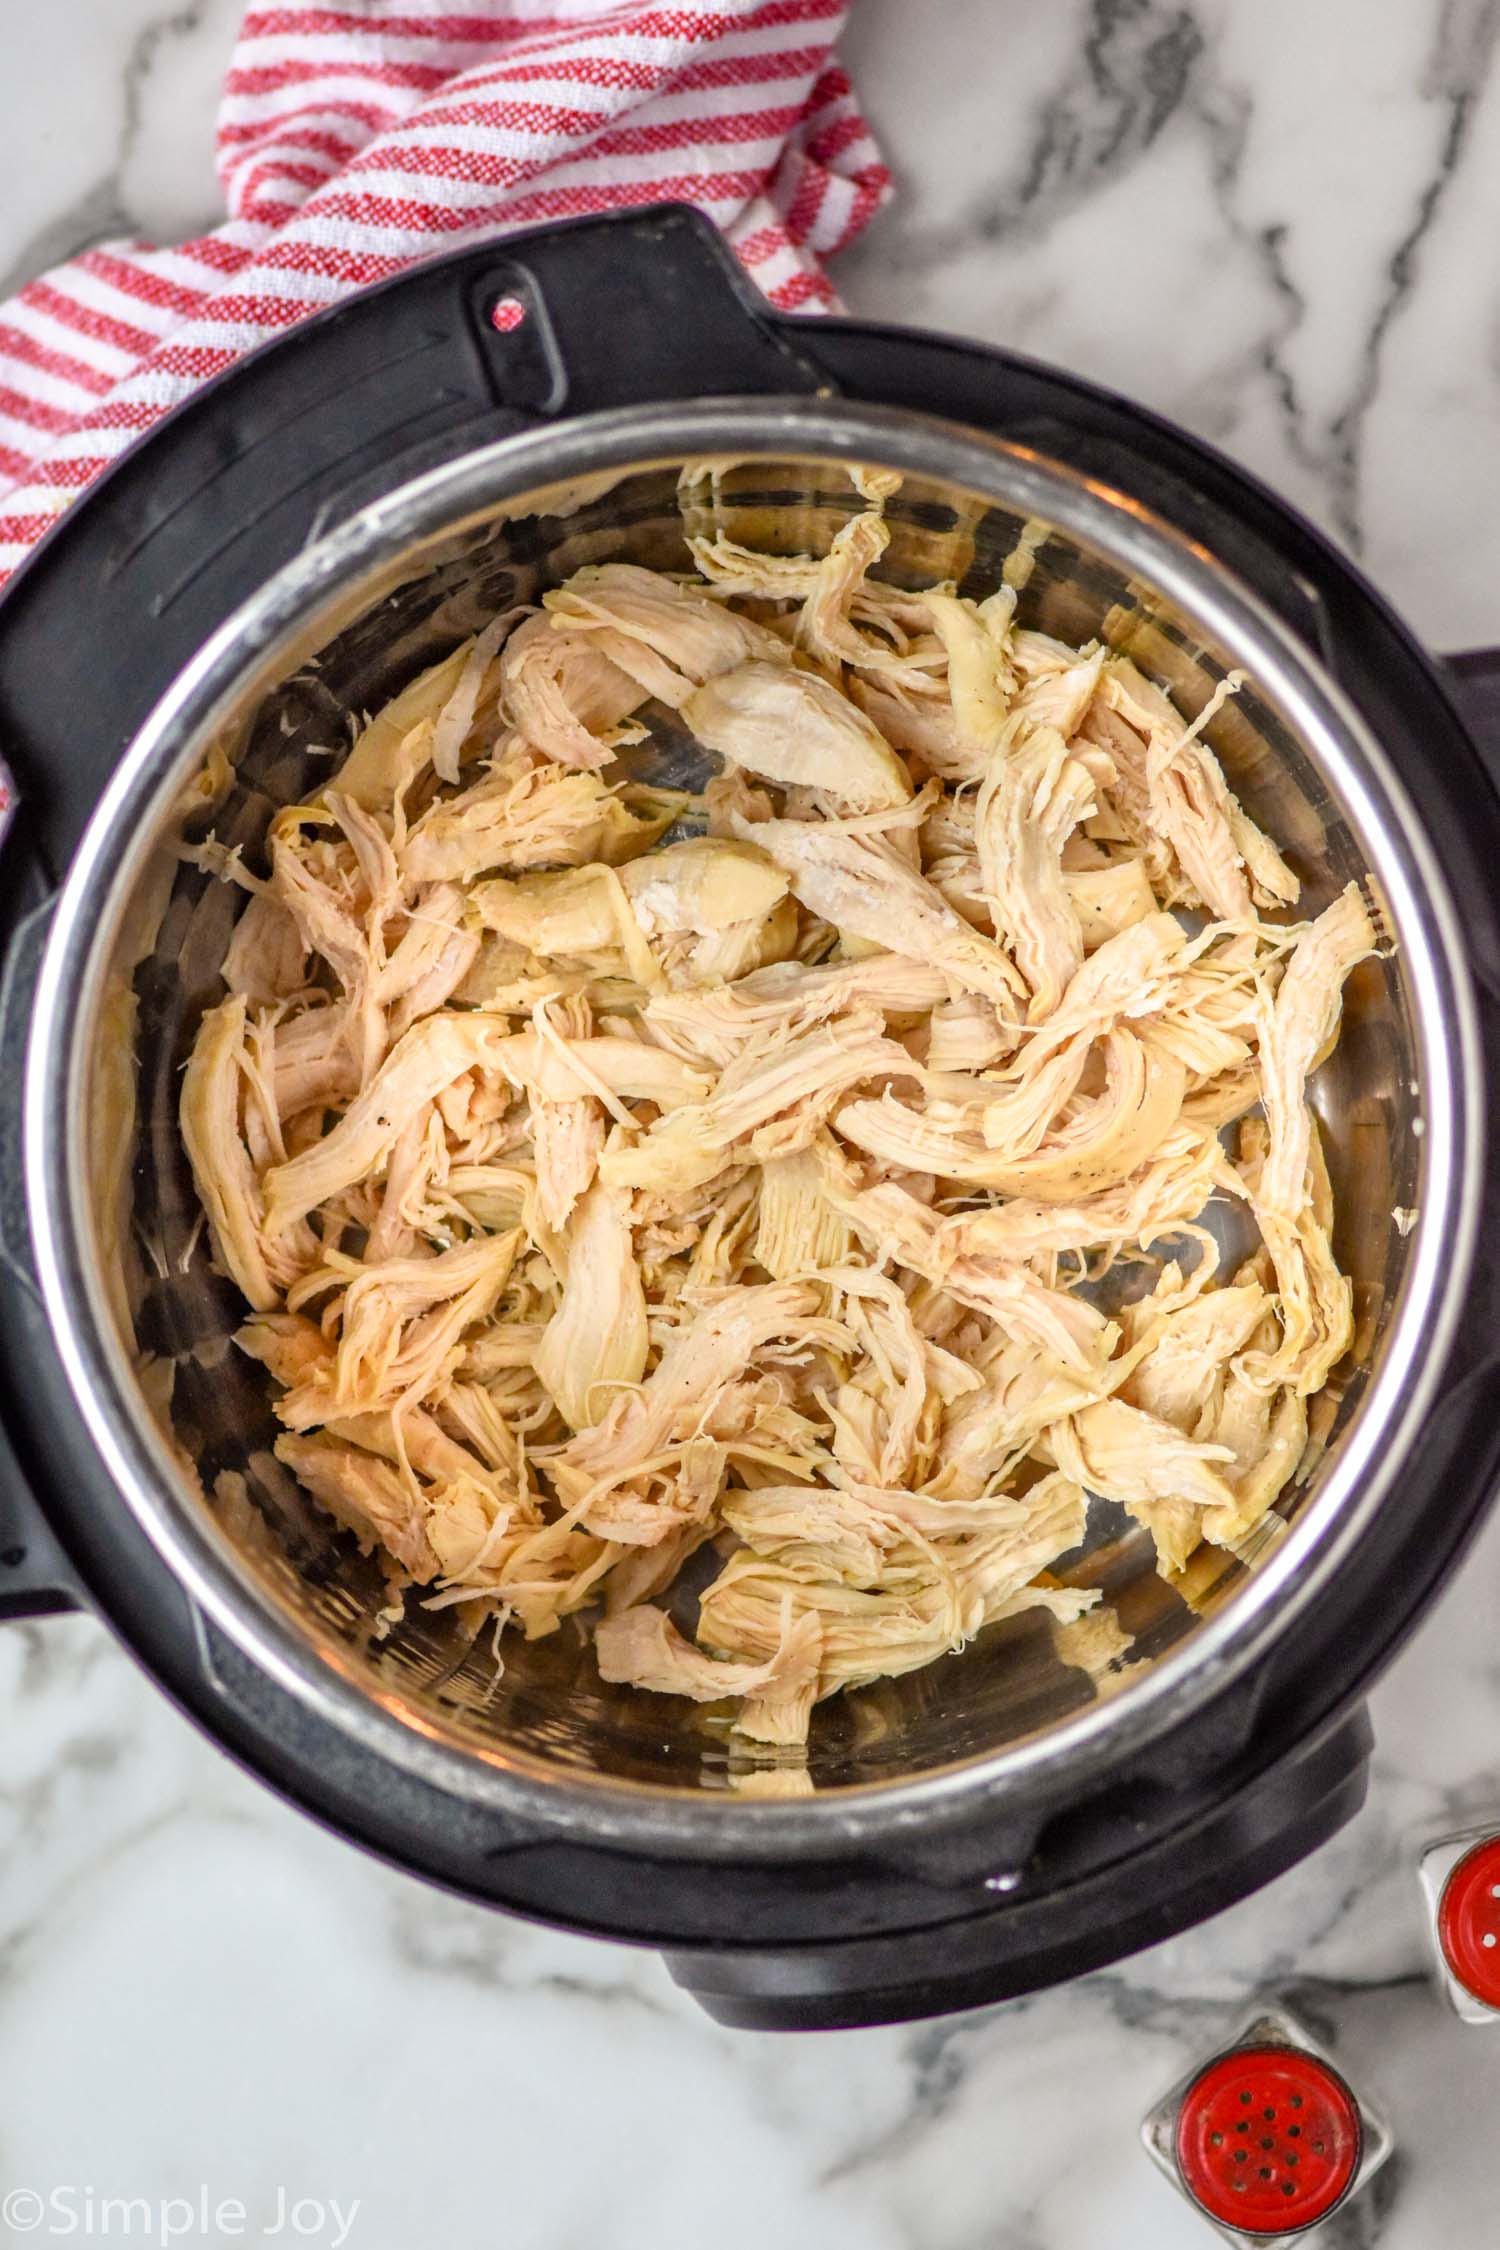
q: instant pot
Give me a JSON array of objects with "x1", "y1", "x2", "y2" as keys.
[{"x1": 3, "y1": 206, "x2": 1499, "y2": 2032}]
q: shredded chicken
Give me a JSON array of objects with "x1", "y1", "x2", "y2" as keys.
[{"x1": 180, "y1": 468, "x2": 1378, "y2": 1759}]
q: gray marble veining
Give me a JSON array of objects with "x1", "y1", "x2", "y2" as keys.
[{"x1": 840, "y1": 0, "x2": 1500, "y2": 643}]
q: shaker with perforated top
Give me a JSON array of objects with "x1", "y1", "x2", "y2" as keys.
[
  {"x1": 1418, "y1": 1825, "x2": 1500, "y2": 2023},
  {"x1": 1141, "y1": 2001, "x2": 1393, "y2": 2242}
]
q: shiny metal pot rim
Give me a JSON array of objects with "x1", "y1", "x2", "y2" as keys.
[{"x1": 23, "y1": 397, "x2": 1484, "y2": 1858}]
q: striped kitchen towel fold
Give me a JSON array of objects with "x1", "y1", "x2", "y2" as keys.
[{"x1": 0, "y1": 0, "x2": 890, "y2": 591}]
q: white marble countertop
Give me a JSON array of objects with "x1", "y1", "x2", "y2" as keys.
[{"x1": 6, "y1": 5, "x2": 1500, "y2": 2246}]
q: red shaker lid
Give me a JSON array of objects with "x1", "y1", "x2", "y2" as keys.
[
  {"x1": 1437, "y1": 1834, "x2": 1500, "y2": 2009},
  {"x1": 1174, "y1": 2042, "x2": 1362, "y2": 2235}
]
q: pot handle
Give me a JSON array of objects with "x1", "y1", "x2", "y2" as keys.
[
  {"x1": 0, "y1": 900, "x2": 81, "y2": 1622},
  {"x1": 297, "y1": 205, "x2": 834, "y2": 542},
  {"x1": 0, "y1": 1425, "x2": 83, "y2": 1622},
  {"x1": 667, "y1": 1704, "x2": 1375, "y2": 2030},
  {"x1": 0, "y1": 888, "x2": 84, "y2": 1620},
  {"x1": 0, "y1": 887, "x2": 49, "y2": 1298},
  {"x1": 1441, "y1": 647, "x2": 1500, "y2": 783}
]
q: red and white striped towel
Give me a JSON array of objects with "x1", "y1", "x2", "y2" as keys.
[{"x1": 0, "y1": 0, "x2": 889, "y2": 596}]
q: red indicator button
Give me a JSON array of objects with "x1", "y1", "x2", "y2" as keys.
[
  {"x1": 1438, "y1": 1834, "x2": 1500, "y2": 2008},
  {"x1": 1175, "y1": 2044, "x2": 1362, "y2": 2235}
]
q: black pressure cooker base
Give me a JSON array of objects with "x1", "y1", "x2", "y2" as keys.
[
  {"x1": 669, "y1": 1713, "x2": 1374, "y2": 2031},
  {"x1": 4, "y1": 207, "x2": 1500, "y2": 2030}
]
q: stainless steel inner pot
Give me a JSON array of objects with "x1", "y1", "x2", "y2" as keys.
[{"x1": 25, "y1": 400, "x2": 1480, "y2": 1854}]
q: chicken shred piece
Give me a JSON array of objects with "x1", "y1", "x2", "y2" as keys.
[
  {"x1": 274, "y1": 1432, "x2": 440, "y2": 1581},
  {"x1": 1102, "y1": 659, "x2": 1299, "y2": 920},
  {"x1": 1045, "y1": 1396, "x2": 1238, "y2": 1577},
  {"x1": 560, "y1": 1281, "x2": 827, "y2": 1482},
  {"x1": 602, "y1": 1006, "x2": 919, "y2": 1195},
  {"x1": 1124, "y1": 1281, "x2": 1270, "y2": 1435},
  {"x1": 531, "y1": 1093, "x2": 604, "y2": 1234},
  {"x1": 594, "y1": 1602, "x2": 822, "y2": 1707},
  {"x1": 1062, "y1": 859, "x2": 1158, "y2": 952},
  {"x1": 262, "y1": 1014, "x2": 708, "y2": 1234},
  {"x1": 740, "y1": 815, "x2": 1027, "y2": 1005},
  {"x1": 338, "y1": 643, "x2": 474, "y2": 812},
  {"x1": 283, "y1": 1231, "x2": 522, "y2": 1424},
  {"x1": 1254, "y1": 885, "x2": 1375, "y2": 1223},
  {"x1": 223, "y1": 891, "x2": 308, "y2": 1005},
  {"x1": 644, "y1": 954, "x2": 950, "y2": 1070},
  {"x1": 543, "y1": 562, "x2": 781, "y2": 704},
  {"x1": 402, "y1": 755, "x2": 674, "y2": 885},
  {"x1": 685, "y1": 659, "x2": 913, "y2": 813},
  {"x1": 849, "y1": 673, "x2": 972, "y2": 780},
  {"x1": 620, "y1": 836, "x2": 789, "y2": 936},
  {"x1": 922, "y1": 591, "x2": 1014, "y2": 762},
  {"x1": 500, "y1": 610, "x2": 645, "y2": 768},
  {"x1": 839, "y1": 1030, "x2": 1186, "y2": 1201},
  {"x1": 976, "y1": 722, "x2": 1095, "y2": 1017},
  {"x1": 181, "y1": 995, "x2": 298, "y2": 1310},
  {"x1": 1238, "y1": 888, "x2": 1374, "y2": 1395},
  {"x1": 534, "y1": 1181, "x2": 648, "y2": 1431},
  {"x1": 697, "y1": 1473, "x2": 1095, "y2": 1731},
  {"x1": 755, "y1": 1148, "x2": 853, "y2": 1279}
]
